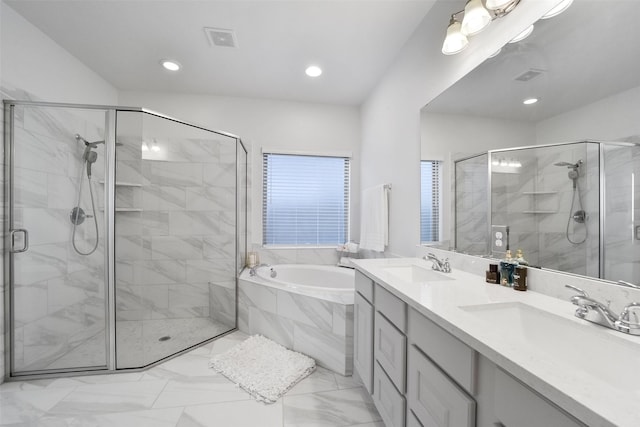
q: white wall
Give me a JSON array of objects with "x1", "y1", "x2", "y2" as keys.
[
  {"x1": 118, "y1": 91, "x2": 361, "y2": 247},
  {"x1": 361, "y1": 0, "x2": 559, "y2": 256},
  {"x1": 537, "y1": 84, "x2": 640, "y2": 143},
  {"x1": 421, "y1": 113, "x2": 536, "y2": 243},
  {"x1": 1, "y1": 2, "x2": 117, "y2": 103}
]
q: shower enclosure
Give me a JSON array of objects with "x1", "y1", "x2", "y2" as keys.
[
  {"x1": 455, "y1": 141, "x2": 640, "y2": 282},
  {"x1": 3, "y1": 100, "x2": 247, "y2": 378}
]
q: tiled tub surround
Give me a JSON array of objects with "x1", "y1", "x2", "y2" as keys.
[
  {"x1": 408, "y1": 247, "x2": 640, "y2": 426},
  {"x1": 238, "y1": 266, "x2": 354, "y2": 376}
]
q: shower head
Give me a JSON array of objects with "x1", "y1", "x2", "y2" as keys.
[
  {"x1": 554, "y1": 160, "x2": 582, "y2": 170},
  {"x1": 75, "y1": 134, "x2": 105, "y2": 148}
]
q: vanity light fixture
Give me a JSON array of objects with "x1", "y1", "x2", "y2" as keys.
[
  {"x1": 541, "y1": 0, "x2": 574, "y2": 19},
  {"x1": 161, "y1": 59, "x2": 181, "y2": 71},
  {"x1": 461, "y1": 0, "x2": 492, "y2": 36},
  {"x1": 523, "y1": 97, "x2": 538, "y2": 105},
  {"x1": 442, "y1": 0, "x2": 521, "y2": 55},
  {"x1": 305, "y1": 65, "x2": 322, "y2": 77},
  {"x1": 509, "y1": 24, "x2": 534, "y2": 43},
  {"x1": 442, "y1": 15, "x2": 469, "y2": 55}
]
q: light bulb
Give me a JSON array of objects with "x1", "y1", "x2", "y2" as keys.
[
  {"x1": 151, "y1": 140, "x2": 161, "y2": 152},
  {"x1": 461, "y1": 0, "x2": 492, "y2": 36},
  {"x1": 509, "y1": 25, "x2": 534, "y2": 43},
  {"x1": 485, "y1": 0, "x2": 515, "y2": 11},
  {"x1": 442, "y1": 19, "x2": 469, "y2": 55},
  {"x1": 541, "y1": 0, "x2": 573, "y2": 19},
  {"x1": 141, "y1": 141, "x2": 149, "y2": 152}
]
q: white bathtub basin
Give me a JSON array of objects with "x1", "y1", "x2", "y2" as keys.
[
  {"x1": 460, "y1": 302, "x2": 640, "y2": 392},
  {"x1": 383, "y1": 264, "x2": 454, "y2": 283}
]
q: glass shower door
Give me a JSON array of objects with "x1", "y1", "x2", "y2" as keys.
[
  {"x1": 114, "y1": 111, "x2": 238, "y2": 369},
  {"x1": 6, "y1": 103, "x2": 110, "y2": 375}
]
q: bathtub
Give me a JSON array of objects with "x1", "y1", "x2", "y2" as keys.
[
  {"x1": 238, "y1": 264, "x2": 355, "y2": 375},
  {"x1": 248, "y1": 264, "x2": 355, "y2": 304}
]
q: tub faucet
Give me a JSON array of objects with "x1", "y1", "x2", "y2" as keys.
[
  {"x1": 424, "y1": 253, "x2": 451, "y2": 273},
  {"x1": 249, "y1": 264, "x2": 277, "y2": 278},
  {"x1": 249, "y1": 263, "x2": 270, "y2": 277}
]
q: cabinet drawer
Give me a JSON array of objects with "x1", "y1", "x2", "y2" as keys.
[
  {"x1": 494, "y1": 368, "x2": 585, "y2": 427},
  {"x1": 355, "y1": 270, "x2": 374, "y2": 303},
  {"x1": 407, "y1": 345, "x2": 476, "y2": 427},
  {"x1": 376, "y1": 284, "x2": 407, "y2": 332},
  {"x1": 354, "y1": 292, "x2": 374, "y2": 394},
  {"x1": 408, "y1": 307, "x2": 476, "y2": 393},
  {"x1": 374, "y1": 361, "x2": 406, "y2": 427},
  {"x1": 375, "y1": 311, "x2": 407, "y2": 392}
]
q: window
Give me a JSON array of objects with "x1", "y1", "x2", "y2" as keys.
[
  {"x1": 263, "y1": 153, "x2": 350, "y2": 245},
  {"x1": 421, "y1": 160, "x2": 442, "y2": 243}
]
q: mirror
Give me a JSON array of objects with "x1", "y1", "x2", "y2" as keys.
[{"x1": 420, "y1": 0, "x2": 640, "y2": 283}]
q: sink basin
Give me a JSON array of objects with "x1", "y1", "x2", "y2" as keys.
[
  {"x1": 383, "y1": 264, "x2": 454, "y2": 283},
  {"x1": 460, "y1": 302, "x2": 640, "y2": 391}
]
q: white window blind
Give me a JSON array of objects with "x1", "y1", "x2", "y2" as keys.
[
  {"x1": 421, "y1": 160, "x2": 442, "y2": 243},
  {"x1": 263, "y1": 153, "x2": 350, "y2": 245}
]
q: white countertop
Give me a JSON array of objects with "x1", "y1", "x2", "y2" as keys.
[{"x1": 352, "y1": 257, "x2": 640, "y2": 427}]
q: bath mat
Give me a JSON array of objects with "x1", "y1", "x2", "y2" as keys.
[{"x1": 209, "y1": 334, "x2": 316, "y2": 403}]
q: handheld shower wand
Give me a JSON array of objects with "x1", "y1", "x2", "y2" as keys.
[{"x1": 554, "y1": 160, "x2": 587, "y2": 244}]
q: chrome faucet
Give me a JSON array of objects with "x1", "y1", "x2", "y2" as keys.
[
  {"x1": 249, "y1": 264, "x2": 277, "y2": 278},
  {"x1": 424, "y1": 253, "x2": 451, "y2": 273},
  {"x1": 565, "y1": 284, "x2": 640, "y2": 335}
]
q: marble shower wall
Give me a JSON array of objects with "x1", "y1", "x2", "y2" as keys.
[
  {"x1": 114, "y1": 111, "x2": 239, "y2": 367},
  {"x1": 455, "y1": 154, "x2": 489, "y2": 255},
  {"x1": 8, "y1": 104, "x2": 109, "y2": 373},
  {"x1": 602, "y1": 144, "x2": 640, "y2": 282},
  {"x1": 488, "y1": 143, "x2": 600, "y2": 275}
]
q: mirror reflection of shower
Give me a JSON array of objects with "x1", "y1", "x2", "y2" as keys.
[
  {"x1": 70, "y1": 133, "x2": 102, "y2": 255},
  {"x1": 554, "y1": 159, "x2": 587, "y2": 244}
]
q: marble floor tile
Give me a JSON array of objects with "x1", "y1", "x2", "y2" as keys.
[
  {"x1": 1, "y1": 331, "x2": 380, "y2": 427},
  {"x1": 47, "y1": 380, "x2": 167, "y2": 415},
  {"x1": 177, "y1": 400, "x2": 284, "y2": 427},
  {"x1": 283, "y1": 387, "x2": 381, "y2": 427}
]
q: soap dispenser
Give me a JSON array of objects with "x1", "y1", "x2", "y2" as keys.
[
  {"x1": 515, "y1": 249, "x2": 529, "y2": 266},
  {"x1": 500, "y1": 250, "x2": 518, "y2": 286}
]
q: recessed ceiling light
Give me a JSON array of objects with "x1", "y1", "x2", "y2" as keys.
[
  {"x1": 509, "y1": 25, "x2": 534, "y2": 43},
  {"x1": 305, "y1": 65, "x2": 322, "y2": 77},
  {"x1": 161, "y1": 60, "x2": 181, "y2": 71},
  {"x1": 523, "y1": 98, "x2": 538, "y2": 105}
]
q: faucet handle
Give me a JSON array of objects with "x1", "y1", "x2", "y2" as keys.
[
  {"x1": 565, "y1": 284, "x2": 588, "y2": 297},
  {"x1": 619, "y1": 302, "x2": 640, "y2": 324},
  {"x1": 618, "y1": 280, "x2": 640, "y2": 289}
]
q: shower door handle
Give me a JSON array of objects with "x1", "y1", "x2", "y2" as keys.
[{"x1": 10, "y1": 229, "x2": 29, "y2": 253}]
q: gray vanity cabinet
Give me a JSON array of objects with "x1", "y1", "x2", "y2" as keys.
[{"x1": 354, "y1": 271, "x2": 375, "y2": 393}]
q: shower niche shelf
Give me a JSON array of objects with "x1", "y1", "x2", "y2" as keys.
[
  {"x1": 99, "y1": 208, "x2": 143, "y2": 212},
  {"x1": 522, "y1": 210, "x2": 558, "y2": 214},
  {"x1": 522, "y1": 191, "x2": 558, "y2": 195},
  {"x1": 98, "y1": 181, "x2": 142, "y2": 187}
]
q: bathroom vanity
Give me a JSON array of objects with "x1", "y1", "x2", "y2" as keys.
[{"x1": 352, "y1": 257, "x2": 640, "y2": 427}]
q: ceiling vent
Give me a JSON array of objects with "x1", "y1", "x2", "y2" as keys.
[
  {"x1": 204, "y1": 28, "x2": 238, "y2": 48},
  {"x1": 514, "y1": 68, "x2": 546, "y2": 82}
]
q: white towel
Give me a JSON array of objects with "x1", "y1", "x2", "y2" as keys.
[{"x1": 359, "y1": 184, "x2": 388, "y2": 252}]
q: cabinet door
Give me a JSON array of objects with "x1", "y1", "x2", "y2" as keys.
[
  {"x1": 407, "y1": 345, "x2": 476, "y2": 427},
  {"x1": 354, "y1": 292, "x2": 374, "y2": 393},
  {"x1": 375, "y1": 311, "x2": 407, "y2": 392},
  {"x1": 374, "y1": 361, "x2": 406, "y2": 427},
  {"x1": 494, "y1": 368, "x2": 585, "y2": 427}
]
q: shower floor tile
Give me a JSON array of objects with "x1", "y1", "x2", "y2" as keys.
[
  {"x1": 0, "y1": 331, "x2": 382, "y2": 427},
  {"x1": 115, "y1": 317, "x2": 232, "y2": 369}
]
